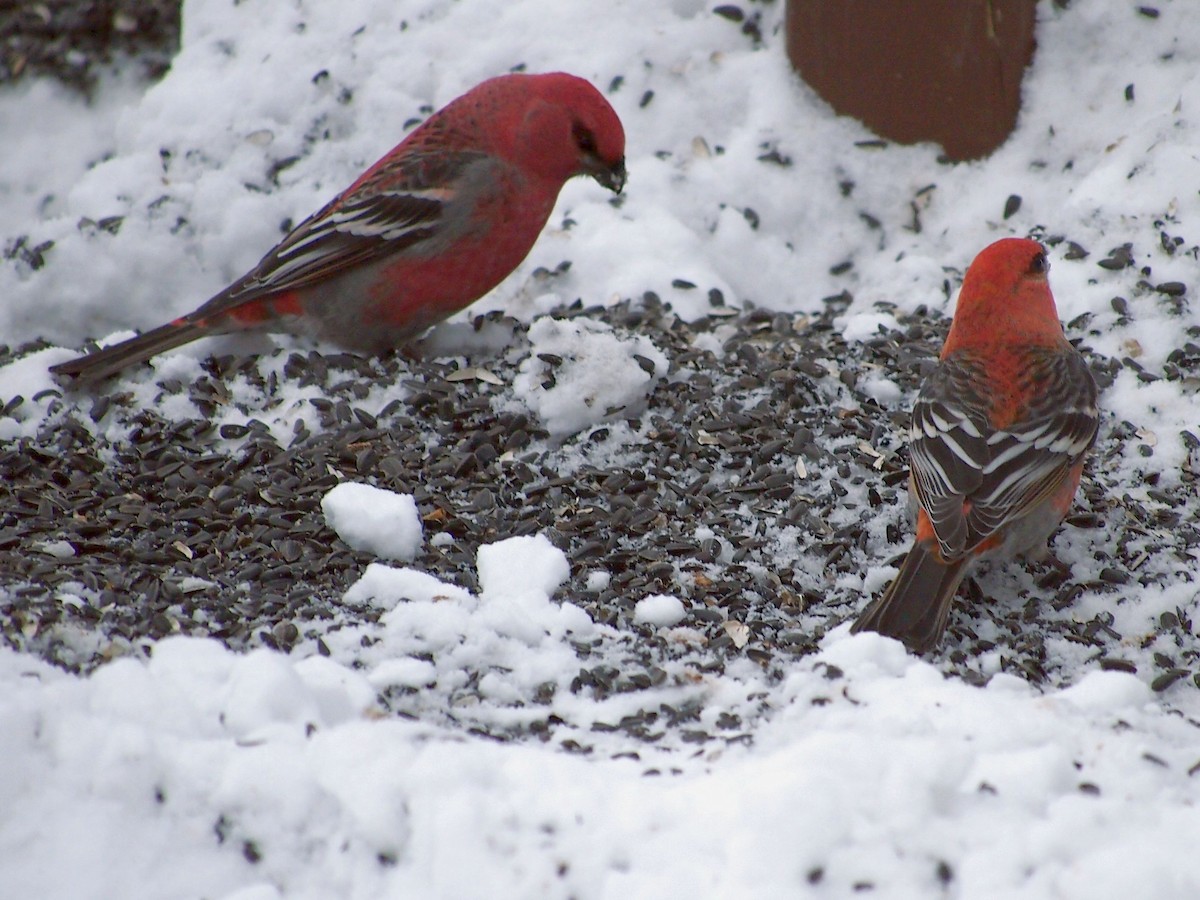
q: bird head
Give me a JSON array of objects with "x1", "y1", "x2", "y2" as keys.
[
  {"x1": 570, "y1": 116, "x2": 627, "y2": 194},
  {"x1": 944, "y1": 237, "x2": 1067, "y2": 353},
  {"x1": 497, "y1": 72, "x2": 627, "y2": 194}
]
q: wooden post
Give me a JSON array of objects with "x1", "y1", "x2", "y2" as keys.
[{"x1": 785, "y1": 0, "x2": 1039, "y2": 161}]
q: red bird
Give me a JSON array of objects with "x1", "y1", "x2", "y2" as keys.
[
  {"x1": 851, "y1": 238, "x2": 1100, "y2": 653},
  {"x1": 51, "y1": 72, "x2": 626, "y2": 385}
]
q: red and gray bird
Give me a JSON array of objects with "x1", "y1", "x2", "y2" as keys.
[
  {"x1": 51, "y1": 72, "x2": 627, "y2": 385},
  {"x1": 851, "y1": 237, "x2": 1100, "y2": 653}
]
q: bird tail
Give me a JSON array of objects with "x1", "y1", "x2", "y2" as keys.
[
  {"x1": 49, "y1": 319, "x2": 209, "y2": 386},
  {"x1": 850, "y1": 542, "x2": 969, "y2": 654}
]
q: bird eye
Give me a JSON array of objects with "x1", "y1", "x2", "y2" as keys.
[
  {"x1": 1028, "y1": 251, "x2": 1048, "y2": 275},
  {"x1": 572, "y1": 122, "x2": 598, "y2": 155}
]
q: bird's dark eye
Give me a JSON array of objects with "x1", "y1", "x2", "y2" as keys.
[
  {"x1": 572, "y1": 122, "x2": 597, "y2": 155},
  {"x1": 1028, "y1": 251, "x2": 1048, "y2": 275}
]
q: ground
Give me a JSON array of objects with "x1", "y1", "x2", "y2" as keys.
[{"x1": 1, "y1": 1, "x2": 1199, "y2": 897}]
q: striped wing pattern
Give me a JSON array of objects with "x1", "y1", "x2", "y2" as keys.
[
  {"x1": 909, "y1": 347, "x2": 1099, "y2": 560},
  {"x1": 194, "y1": 150, "x2": 490, "y2": 317}
]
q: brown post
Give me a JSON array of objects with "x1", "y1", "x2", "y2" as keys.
[{"x1": 785, "y1": 0, "x2": 1039, "y2": 161}]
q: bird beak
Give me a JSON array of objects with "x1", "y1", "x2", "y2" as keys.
[{"x1": 590, "y1": 157, "x2": 626, "y2": 194}]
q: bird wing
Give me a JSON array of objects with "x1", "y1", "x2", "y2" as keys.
[
  {"x1": 967, "y1": 350, "x2": 1099, "y2": 540},
  {"x1": 187, "y1": 149, "x2": 494, "y2": 320},
  {"x1": 909, "y1": 349, "x2": 1098, "y2": 560},
  {"x1": 908, "y1": 356, "x2": 991, "y2": 559}
]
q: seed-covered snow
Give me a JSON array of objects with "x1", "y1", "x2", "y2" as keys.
[{"x1": 2, "y1": 0, "x2": 1200, "y2": 897}]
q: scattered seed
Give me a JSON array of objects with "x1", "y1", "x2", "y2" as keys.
[{"x1": 1098, "y1": 243, "x2": 1134, "y2": 270}]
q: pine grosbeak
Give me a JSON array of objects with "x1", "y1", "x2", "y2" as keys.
[
  {"x1": 852, "y1": 238, "x2": 1100, "y2": 653},
  {"x1": 51, "y1": 72, "x2": 626, "y2": 384}
]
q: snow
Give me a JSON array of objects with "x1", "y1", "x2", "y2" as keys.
[
  {"x1": 5, "y1": 636, "x2": 1200, "y2": 898},
  {"x1": 511, "y1": 317, "x2": 668, "y2": 437},
  {"x1": 3, "y1": 0, "x2": 1200, "y2": 896},
  {"x1": 321, "y1": 482, "x2": 423, "y2": 562},
  {"x1": 633, "y1": 593, "x2": 688, "y2": 627}
]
